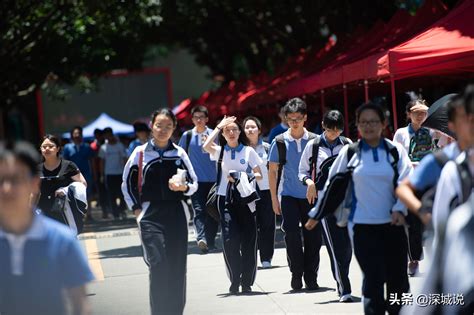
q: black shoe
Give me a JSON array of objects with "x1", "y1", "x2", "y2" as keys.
[
  {"x1": 241, "y1": 285, "x2": 252, "y2": 293},
  {"x1": 229, "y1": 283, "x2": 239, "y2": 294},
  {"x1": 305, "y1": 282, "x2": 319, "y2": 291},
  {"x1": 291, "y1": 274, "x2": 303, "y2": 290}
]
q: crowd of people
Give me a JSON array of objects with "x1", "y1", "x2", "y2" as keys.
[{"x1": 0, "y1": 84, "x2": 473, "y2": 315}]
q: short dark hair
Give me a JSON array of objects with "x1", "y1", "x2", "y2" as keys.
[
  {"x1": 151, "y1": 108, "x2": 177, "y2": 127},
  {"x1": 93, "y1": 128, "x2": 103, "y2": 136},
  {"x1": 323, "y1": 110, "x2": 344, "y2": 130},
  {"x1": 464, "y1": 84, "x2": 474, "y2": 115},
  {"x1": 242, "y1": 116, "x2": 262, "y2": 131},
  {"x1": 70, "y1": 126, "x2": 83, "y2": 137},
  {"x1": 103, "y1": 127, "x2": 113, "y2": 134},
  {"x1": 356, "y1": 102, "x2": 386, "y2": 123},
  {"x1": 40, "y1": 134, "x2": 62, "y2": 157},
  {"x1": 283, "y1": 98, "x2": 307, "y2": 116},
  {"x1": 191, "y1": 106, "x2": 209, "y2": 117},
  {"x1": 133, "y1": 121, "x2": 150, "y2": 133},
  {"x1": 447, "y1": 95, "x2": 464, "y2": 122},
  {"x1": 0, "y1": 141, "x2": 41, "y2": 176}
]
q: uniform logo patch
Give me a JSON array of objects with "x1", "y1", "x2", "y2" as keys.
[
  {"x1": 259, "y1": 153, "x2": 264, "y2": 158},
  {"x1": 240, "y1": 159, "x2": 246, "y2": 164},
  {"x1": 175, "y1": 160, "x2": 182, "y2": 166}
]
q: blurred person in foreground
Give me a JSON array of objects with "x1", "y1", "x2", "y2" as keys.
[{"x1": 0, "y1": 141, "x2": 94, "y2": 315}]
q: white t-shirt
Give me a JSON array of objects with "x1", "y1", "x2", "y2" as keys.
[
  {"x1": 99, "y1": 141, "x2": 126, "y2": 175},
  {"x1": 253, "y1": 142, "x2": 270, "y2": 191},
  {"x1": 210, "y1": 144, "x2": 262, "y2": 196}
]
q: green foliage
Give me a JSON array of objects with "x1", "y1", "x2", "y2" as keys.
[{"x1": 0, "y1": 0, "x2": 162, "y2": 109}]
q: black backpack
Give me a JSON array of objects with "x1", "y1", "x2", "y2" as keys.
[
  {"x1": 183, "y1": 130, "x2": 192, "y2": 153},
  {"x1": 312, "y1": 136, "x2": 351, "y2": 190},
  {"x1": 275, "y1": 132, "x2": 317, "y2": 190},
  {"x1": 313, "y1": 139, "x2": 400, "y2": 221}
]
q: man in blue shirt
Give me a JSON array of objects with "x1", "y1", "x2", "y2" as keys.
[
  {"x1": 63, "y1": 126, "x2": 95, "y2": 220},
  {"x1": 268, "y1": 106, "x2": 289, "y2": 143},
  {"x1": 268, "y1": 98, "x2": 321, "y2": 291},
  {"x1": 178, "y1": 105, "x2": 218, "y2": 253},
  {"x1": 127, "y1": 122, "x2": 150, "y2": 157},
  {"x1": 0, "y1": 141, "x2": 94, "y2": 315}
]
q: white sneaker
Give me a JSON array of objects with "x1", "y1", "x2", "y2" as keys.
[
  {"x1": 339, "y1": 294, "x2": 354, "y2": 303},
  {"x1": 261, "y1": 261, "x2": 272, "y2": 269},
  {"x1": 197, "y1": 240, "x2": 208, "y2": 253}
]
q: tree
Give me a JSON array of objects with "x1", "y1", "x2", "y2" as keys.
[
  {"x1": 156, "y1": 0, "x2": 399, "y2": 82},
  {"x1": 0, "y1": 0, "x2": 162, "y2": 111}
]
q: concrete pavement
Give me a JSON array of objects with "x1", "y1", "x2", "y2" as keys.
[{"x1": 80, "y1": 217, "x2": 426, "y2": 315}]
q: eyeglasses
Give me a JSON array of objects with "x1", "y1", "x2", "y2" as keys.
[
  {"x1": 358, "y1": 120, "x2": 381, "y2": 127},
  {"x1": 192, "y1": 115, "x2": 207, "y2": 120},
  {"x1": 40, "y1": 144, "x2": 57, "y2": 150},
  {"x1": 286, "y1": 117, "x2": 304, "y2": 124}
]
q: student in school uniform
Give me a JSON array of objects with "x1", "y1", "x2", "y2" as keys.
[
  {"x1": 243, "y1": 116, "x2": 275, "y2": 269},
  {"x1": 203, "y1": 115, "x2": 263, "y2": 294},
  {"x1": 178, "y1": 105, "x2": 218, "y2": 253},
  {"x1": 122, "y1": 108, "x2": 198, "y2": 315},
  {"x1": 268, "y1": 98, "x2": 322, "y2": 291},
  {"x1": 306, "y1": 103, "x2": 413, "y2": 315},
  {"x1": 298, "y1": 110, "x2": 354, "y2": 302}
]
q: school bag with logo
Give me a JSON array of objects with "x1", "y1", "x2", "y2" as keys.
[{"x1": 408, "y1": 127, "x2": 434, "y2": 162}]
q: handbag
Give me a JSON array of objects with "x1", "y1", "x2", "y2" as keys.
[{"x1": 206, "y1": 147, "x2": 224, "y2": 222}]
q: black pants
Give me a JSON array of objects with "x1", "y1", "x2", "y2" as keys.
[
  {"x1": 105, "y1": 175, "x2": 125, "y2": 218},
  {"x1": 191, "y1": 182, "x2": 218, "y2": 247},
  {"x1": 281, "y1": 196, "x2": 323, "y2": 284},
  {"x1": 406, "y1": 212, "x2": 424, "y2": 261},
  {"x1": 256, "y1": 190, "x2": 275, "y2": 263},
  {"x1": 321, "y1": 214, "x2": 352, "y2": 296},
  {"x1": 218, "y1": 195, "x2": 257, "y2": 288},
  {"x1": 353, "y1": 223, "x2": 409, "y2": 315},
  {"x1": 139, "y1": 201, "x2": 188, "y2": 315}
]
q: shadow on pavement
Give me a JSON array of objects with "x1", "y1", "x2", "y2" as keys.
[
  {"x1": 217, "y1": 291, "x2": 274, "y2": 298},
  {"x1": 83, "y1": 216, "x2": 137, "y2": 234},
  {"x1": 98, "y1": 245, "x2": 143, "y2": 259},
  {"x1": 315, "y1": 296, "x2": 361, "y2": 304},
  {"x1": 283, "y1": 286, "x2": 336, "y2": 295}
]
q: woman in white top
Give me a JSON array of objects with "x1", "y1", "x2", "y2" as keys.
[
  {"x1": 243, "y1": 116, "x2": 275, "y2": 269},
  {"x1": 203, "y1": 116, "x2": 263, "y2": 294},
  {"x1": 306, "y1": 103, "x2": 413, "y2": 315},
  {"x1": 393, "y1": 99, "x2": 432, "y2": 277}
]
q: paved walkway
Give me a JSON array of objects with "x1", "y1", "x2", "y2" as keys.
[{"x1": 80, "y1": 214, "x2": 426, "y2": 314}]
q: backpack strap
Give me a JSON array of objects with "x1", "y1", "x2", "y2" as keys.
[
  {"x1": 383, "y1": 140, "x2": 400, "y2": 188},
  {"x1": 310, "y1": 136, "x2": 321, "y2": 181},
  {"x1": 184, "y1": 130, "x2": 192, "y2": 153},
  {"x1": 346, "y1": 141, "x2": 360, "y2": 171},
  {"x1": 433, "y1": 150, "x2": 450, "y2": 168},
  {"x1": 275, "y1": 134, "x2": 286, "y2": 191},
  {"x1": 457, "y1": 153, "x2": 473, "y2": 204},
  {"x1": 339, "y1": 136, "x2": 351, "y2": 146},
  {"x1": 216, "y1": 146, "x2": 225, "y2": 186}
]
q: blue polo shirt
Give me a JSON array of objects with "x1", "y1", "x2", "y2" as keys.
[
  {"x1": 269, "y1": 129, "x2": 312, "y2": 199},
  {"x1": 0, "y1": 214, "x2": 94, "y2": 315},
  {"x1": 63, "y1": 142, "x2": 94, "y2": 182},
  {"x1": 268, "y1": 123, "x2": 289, "y2": 144},
  {"x1": 178, "y1": 127, "x2": 217, "y2": 183},
  {"x1": 409, "y1": 142, "x2": 460, "y2": 191}
]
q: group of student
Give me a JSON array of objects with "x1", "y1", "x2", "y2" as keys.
[
  {"x1": 1, "y1": 86, "x2": 472, "y2": 315},
  {"x1": 121, "y1": 88, "x2": 472, "y2": 314}
]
